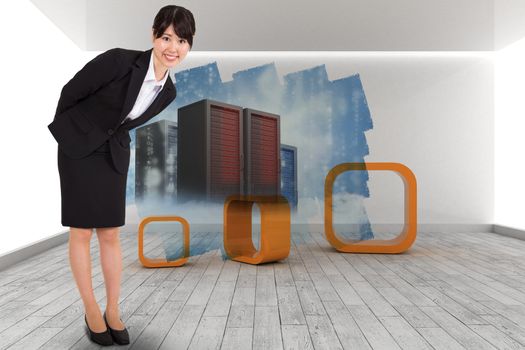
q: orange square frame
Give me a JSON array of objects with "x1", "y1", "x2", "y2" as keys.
[
  {"x1": 224, "y1": 195, "x2": 290, "y2": 264},
  {"x1": 325, "y1": 162, "x2": 417, "y2": 253},
  {"x1": 138, "y1": 216, "x2": 190, "y2": 267}
]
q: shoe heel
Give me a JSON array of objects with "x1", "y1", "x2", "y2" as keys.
[
  {"x1": 84, "y1": 314, "x2": 114, "y2": 346},
  {"x1": 104, "y1": 311, "x2": 130, "y2": 345}
]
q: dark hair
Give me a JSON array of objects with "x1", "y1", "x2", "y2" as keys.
[{"x1": 152, "y1": 5, "x2": 196, "y2": 48}]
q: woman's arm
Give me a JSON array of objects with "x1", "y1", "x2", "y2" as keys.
[{"x1": 54, "y1": 48, "x2": 122, "y2": 117}]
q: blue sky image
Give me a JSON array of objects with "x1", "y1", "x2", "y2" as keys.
[{"x1": 126, "y1": 61, "x2": 374, "y2": 256}]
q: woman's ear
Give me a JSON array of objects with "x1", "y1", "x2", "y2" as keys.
[{"x1": 151, "y1": 28, "x2": 155, "y2": 42}]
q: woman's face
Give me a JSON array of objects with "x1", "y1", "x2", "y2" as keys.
[{"x1": 151, "y1": 24, "x2": 191, "y2": 70}]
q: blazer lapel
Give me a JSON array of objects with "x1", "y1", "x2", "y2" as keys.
[
  {"x1": 140, "y1": 75, "x2": 174, "y2": 118},
  {"x1": 119, "y1": 48, "x2": 152, "y2": 121},
  {"x1": 123, "y1": 75, "x2": 176, "y2": 130}
]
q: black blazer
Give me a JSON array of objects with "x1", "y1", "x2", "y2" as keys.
[{"x1": 48, "y1": 47, "x2": 177, "y2": 175}]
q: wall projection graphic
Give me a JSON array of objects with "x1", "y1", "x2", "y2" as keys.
[{"x1": 127, "y1": 61, "x2": 374, "y2": 259}]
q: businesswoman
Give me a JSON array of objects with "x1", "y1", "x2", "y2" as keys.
[{"x1": 48, "y1": 5, "x2": 195, "y2": 346}]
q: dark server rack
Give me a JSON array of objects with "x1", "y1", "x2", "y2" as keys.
[
  {"x1": 135, "y1": 119, "x2": 178, "y2": 202},
  {"x1": 243, "y1": 108, "x2": 281, "y2": 196},
  {"x1": 280, "y1": 144, "x2": 298, "y2": 209},
  {"x1": 177, "y1": 99, "x2": 244, "y2": 202}
]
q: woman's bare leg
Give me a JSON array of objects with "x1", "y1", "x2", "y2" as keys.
[
  {"x1": 69, "y1": 227, "x2": 106, "y2": 332},
  {"x1": 96, "y1": 226, "x2": 125, "y2": 330}
]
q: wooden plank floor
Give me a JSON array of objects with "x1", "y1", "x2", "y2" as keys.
[{"x1": 1, "y1": 230, "x2": 525, "y2": 349}]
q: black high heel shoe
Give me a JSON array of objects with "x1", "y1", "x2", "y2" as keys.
[
  {"x1": 84, "y1": 314, "x2": 113, "y2": 346},
  {"x1": 104, "y1": 311, "x2": 130, "y2": 345}
]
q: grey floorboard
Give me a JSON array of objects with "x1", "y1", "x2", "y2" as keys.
[{"x1": 0, "y1": 231, "x2": 524, "y2": 349}]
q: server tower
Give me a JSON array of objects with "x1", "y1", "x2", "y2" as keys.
[
  {"x1": 280, "y1": 144, "x2": 298, "y2": 208},
  {"x1": 243, "y1": 108, "x2": 281, "y2": 196},
  {"x1": 177, "y1": 99, "x2": 244, "y2": 202},
  {"x1": 135, "y1": 119, "x2": 178, "y2": 202}
]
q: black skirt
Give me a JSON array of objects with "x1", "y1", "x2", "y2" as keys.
[{"x1": 57, "y1": 140, "x2": 127, "y2": 228}]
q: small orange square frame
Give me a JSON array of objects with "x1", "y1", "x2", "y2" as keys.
[
  {"x1": 138, "y1": 216, "x2": 190, "y2": 267},
  {"x1": 325, "y1": 162, "x2": 417, "y2": 253},
  {"x1": 224, "y1": 195, "x2": 291, "y2": 264}
]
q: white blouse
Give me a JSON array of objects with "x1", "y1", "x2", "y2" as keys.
[{"x1": 121, "y1": 50, "x2": 171, "y2": 124}]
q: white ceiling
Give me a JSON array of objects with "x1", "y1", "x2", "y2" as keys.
[
  {"x1": 31, "y1": 0, "x2": 525, "y2": 51},
  {"x1": 495, "y1": 0, "x2": 525, "y2": 50}
]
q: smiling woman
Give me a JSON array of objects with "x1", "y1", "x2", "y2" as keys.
[
  {"x1": 151, "y1": 5, "x2": 196, "y2": 80},
  {"x1": 47, "y1": 4, "x2": 196, "y2": 347}
]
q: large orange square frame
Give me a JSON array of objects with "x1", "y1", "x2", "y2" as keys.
[{"x1": 325, "y1": 162, "x2": 417, "y2": 253}]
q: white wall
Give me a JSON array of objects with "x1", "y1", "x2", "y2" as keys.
[
  {"x1": 0, "y1": 1, "x2": 498, "y2": 256},
  {"x1": 339, "y1": 53, "x2": 494, "y2": 226},
  {"x1": 495, "y1": 38, "x2": 525, "y2": 230},
  {"x1": 172, "y1": 52, "x2": 494, "y2": 228},
  {"x1": 0, "y1": 0, "x2": 98, "y2": 256},
  {"x1": 494, "y1": 3, "x2": 525, "y2": 232},
  {"x1": 30, "y1": 0, "x2": 87, "y2": 49}
]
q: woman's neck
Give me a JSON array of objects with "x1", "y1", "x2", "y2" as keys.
[{"x1": 152, "y1": 54, "x2": 168, "y2": 82}]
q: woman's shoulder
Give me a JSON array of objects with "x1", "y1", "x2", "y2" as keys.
[{"x1": 104, "y1": 47, "x2": 143, "y2": 62}]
